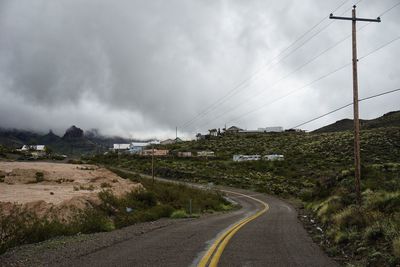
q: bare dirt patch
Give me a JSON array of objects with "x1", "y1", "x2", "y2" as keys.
[{"x1": 0, "y1": 162, "x2": 141, "y2": 220}]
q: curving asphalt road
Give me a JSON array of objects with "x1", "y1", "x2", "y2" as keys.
[{"x1": 1, "y1": 186, "x2": 338, "y2": 267}]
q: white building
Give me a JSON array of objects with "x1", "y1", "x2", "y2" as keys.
[
  {"x1": 264, "y1": 154, "x2": 284, "y2": 161},
  {"x1": 20, "y1": 145, "x2": 46, "y2": 151},
  {"x1": 113, "y1": 144, "x2": 131, "y2": 150},
  {"x1": 264, "y1": 126, "x2": 284, "y2": 133},
  {"x1": 129, "y1": 142, "x2": 150, "y2": 154},
  {"x1": 233, "y1": 155, "x2": 261, "y2": 162},
  {"x1": 197, "y1": 151, "x2": 215, "y2": 157}
]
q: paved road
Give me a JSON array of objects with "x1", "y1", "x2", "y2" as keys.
[{"x1": 1, "y1": 186, "x2": 338, "y2": 267}]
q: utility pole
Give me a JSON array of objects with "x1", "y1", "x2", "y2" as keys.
[
  {"x1": 151, "y1": 143, "x2": 155, "y2": 184},
  {"x1": 176, "y1": 126, "x2": 178, "y2": 140},
  {"x1": 330, "y1": 6, "x2": 381, "y2": 205}
]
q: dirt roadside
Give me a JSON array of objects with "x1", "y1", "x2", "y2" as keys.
[{"x1": 0, "y1": 162, "x2": 141, "y2": 220}]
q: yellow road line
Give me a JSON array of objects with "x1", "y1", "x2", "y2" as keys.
[{"x1": 197, "y1": 190, "x2": 269, "y2": 267}]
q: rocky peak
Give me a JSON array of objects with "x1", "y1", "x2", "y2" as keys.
[{"x1": 62, "y1": 125, "x2": 84, "y2": 139}]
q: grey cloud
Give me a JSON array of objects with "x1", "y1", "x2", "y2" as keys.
[{"x1": 0, "y1": 0, "x2": 399, "y2": 139}]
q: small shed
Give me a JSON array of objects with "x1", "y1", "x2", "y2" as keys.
[
  {"x1": 177, "y1": 152, "x2": 192, "y2": 157},
  {"x1": 197, "y1": 151, "x2": 215, "y2": 157}
]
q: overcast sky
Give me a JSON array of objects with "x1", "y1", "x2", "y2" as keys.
[{"x1": 0, "y1": 0, "x2": 399, "y2": 139}]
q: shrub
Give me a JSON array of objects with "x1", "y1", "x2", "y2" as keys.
[
  {"x1": 334, "y1": 230, "x2": 349, "y2": 244},
  {"x1": 100, "y1": 182, "x2": 112, "y2": 188},
  {"x1": 35, "y1": 172, "x2": 44, "y2": 183},
  {"x1": 364, "y1": 224, "x2": 385, "y2": 243},
  {"x1": 129, "y1": 190, "x2": 157, "y2": 208},
  {"x1": 79, "y1": 184, "x2": 95, "y2": 191},
  {"x1": 170, "y1": 210, "x2": 189, "y2": 219},
  {"x1": 393, "y1": 237, "x2": 400, "y2": 258},
  {"x1": 0, "y1": 208, "x2": 70, "y2": 254},
  {"x1": 333, "y1": 206, "x2": 366, "y2": 229},
  {"x1": 368, "y1": 192, "x2": 400, "y2": 213},
  {"x1": 314, "y1": 196, "x2": 343, "y2": 223},
  {"x1": 75, "y1": 209, "x2": 115, "y2": 233}
]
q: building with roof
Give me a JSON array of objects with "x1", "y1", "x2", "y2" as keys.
[
  {"x1": 141, "y1": 149, "x2": 169, "y2": 156},
  {"x1": 20, "y1": 145, "x2": 46, "y2": 151},
  {"x1": 129, "y1": 142, "x2": 150, "y2": 154},
  {"x1": 113, "y1": 144, "x2": 131, "y2": 151},
  {"x1": 225, "y1": 126, "x2": 243, "y2": 134},
  {"x1": 197, "y1": 151, "x2": 215, "y2": 157}
]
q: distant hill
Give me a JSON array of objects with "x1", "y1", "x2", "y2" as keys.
[
  {"x1": 0, "y1": 126, "x2": 135, "y2": 155},
  {"x1": 0, "y1": 129, "x2": 42, "y2": 148},
  {"x1": 313, "y1": 110, "x2": 400, "y2": 133}
]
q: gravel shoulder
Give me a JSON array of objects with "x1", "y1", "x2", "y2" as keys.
[{"x1": 0, "y1": 218, "x2": 184, "y2": 267}]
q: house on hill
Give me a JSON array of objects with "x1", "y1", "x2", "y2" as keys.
[
  {"x1": 20, "y1": 145, "x2": 46, "y2": 151},
  {"x1": 264, "y1": 126, "x2": 284, "y2": 133},
  {"x1": 175, "y1": 137, "x2": 183, "y2": 143},
  {"x1": 264, "y1": 154, "x2": 284, "y2": 161},
  {"x1": 19, "y1": 145, "x2": 47, "y2": 158},
  {"x1": 141, "y1": 149, "x2": 169, "y2": 156},
  {"x1": 225, "y1": 126, "x2": 242, "y2": 134},
  {"x1": 197, "y1": 151, "x2": 215, "y2": 157},
  {"x1": 233, "y1": 155, "x2": 261, "y2": 162},
  {"x1": 208, "y1": 129, "x2": 218, "y2": 137},
  {"x1": 130, "y1": 142, "x2": 150, "y2": 154},
  {"x1": 177, "y1": 151, "x2": 192, "y2": 157},
  {"x1": 160, "y1": 139, "x2": 175, "y2": 145},
  {"x1": 196, "y1": 133, "x2": 207, "y2": 140},
  {"x1": 113, "y1": 144, "x2": 131, "y2": 151}
]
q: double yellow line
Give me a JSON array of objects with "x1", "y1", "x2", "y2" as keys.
[{"x1": 197, "y1": 190, "x2": 269, "y2": 267}]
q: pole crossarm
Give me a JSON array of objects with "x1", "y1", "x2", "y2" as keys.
[
  {"x1": 329, "y1": 5, "x2": 381, "y2": 23},
  {"x1": 329, "y1": 14, "x2": 381, "y2": 22}
]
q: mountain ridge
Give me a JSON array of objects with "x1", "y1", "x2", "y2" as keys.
[{"x1": 313, "y1": 110, "x2": 400, "y2": 133}]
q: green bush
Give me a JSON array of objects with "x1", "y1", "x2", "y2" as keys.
[
  {"x1": 170, "y1": 210, "x2": 189, "y2": 219},
  {"x1": 333, "y1": 206, "x2": 366, "y2": 229},
  {"x1": 75, "y1": 209, "x2": 115, "y2": 233},
  {"x1": 0, "y1": 208, "x2": 71, "y2": 254},
  {"x1": 368, "y1": 192, "x2": 400, "y2": 213},
  {"x1": 314, "y1": 196, "x2": 343, "y2": 223},
  {"x1": 364, "y1": 224, "x2": 385, "y2": 243}
]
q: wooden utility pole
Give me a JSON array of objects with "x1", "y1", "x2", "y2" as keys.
[
  {"x1": 151, "y1": 143, "x2": 155, "y2": 184},
  {"x1": 330, "y1": 6, "x2": 381, "y2": 205}
]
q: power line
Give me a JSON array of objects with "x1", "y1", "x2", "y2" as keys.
[
  {"x1": 211, "y1": 63, "x2": 352, "y2": 128},
  {"x1": 216, "y1": 31, "x2": 400, "y2": 128},
  {"x1": 191, "y1": 0, "x2": 399, "y2": 132},
  {"x1": 291, "y1": 88, "x2": 400, "y2": 129},
  {"x1": 379, "y1": 1, "x2": 400, "y2": 17},
  {"x1": 185, "y1": 3, "x2": 370, "y2": 130},
  {"x1": 359, "y1": 35, "x2": 400, "y2": 61},
  {"x1": 182, "y1": 17, "x2": 333, "y2": 129},
  {"x1": 201, "y1": 32, "x2": 354, "y2": 126},
  {"x1": 181, "y1": 0, "x2": 354, "y2": 129}
]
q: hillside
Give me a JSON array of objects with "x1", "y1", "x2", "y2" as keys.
[
  {"x1": 89, "y1": 126, "x2": 400, "y2": 266},
  {"x1": 313, "y1": 110, "x2": 400, "y2": 133}
]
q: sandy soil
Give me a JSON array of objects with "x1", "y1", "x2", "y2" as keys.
[{"x1": 0, "y1": 162, "x2": 141, "y2": 219}]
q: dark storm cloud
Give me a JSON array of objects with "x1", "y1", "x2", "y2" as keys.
[{"x1": 0, "y1": 0, "x2": 399, "y2": 138}]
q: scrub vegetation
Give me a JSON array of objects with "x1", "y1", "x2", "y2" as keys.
[
  {"x1": 0, "y1": 170, "x2": 231, "y2": 254},
  {"x1": 88, "y1": 126, "x2": 400, "y2": 266}
]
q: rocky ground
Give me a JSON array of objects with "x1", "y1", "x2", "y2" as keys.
[{"x1": 0, "y1": 162, "x2": 141, "y2": 220}]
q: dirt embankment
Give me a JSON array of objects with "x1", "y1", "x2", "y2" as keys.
[{"x1": 0, "y1": 162, "x2": 141, "y2": 221}]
